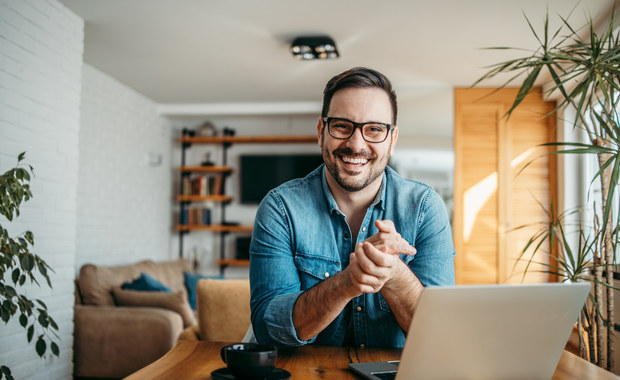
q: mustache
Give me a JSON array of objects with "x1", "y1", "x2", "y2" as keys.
[{"x1": 333, "y1": 147, "x2": 375, "y2": 159}]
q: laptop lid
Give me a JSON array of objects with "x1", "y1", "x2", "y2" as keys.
[{"x1": 349, "y1": 282, "x2": 590, "y2": 380}]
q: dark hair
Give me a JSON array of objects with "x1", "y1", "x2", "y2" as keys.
[{"x1": 321, "y1": 67, "x2": 397, "y2": 125}]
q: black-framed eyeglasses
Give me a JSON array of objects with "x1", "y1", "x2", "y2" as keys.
[{"x1": 322, "y1": 117, "x2": 392, "y2": 143}]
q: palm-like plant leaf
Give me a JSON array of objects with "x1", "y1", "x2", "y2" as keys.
[{"x1": 475, "y1": 7, "x2": 619, "y2": 368}]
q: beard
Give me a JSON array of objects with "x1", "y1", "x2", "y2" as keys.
[{"x1": 322, "y1": 145, "x2": 388, "y2": 192}]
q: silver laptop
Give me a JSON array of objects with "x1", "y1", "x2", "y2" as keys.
[{"x1": 349, "y1": 282, "x2": 590, "y2": 380}]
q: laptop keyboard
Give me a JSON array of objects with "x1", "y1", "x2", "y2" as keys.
[{"x1": 372, "y1": 372, "x2": 397, "y2": 380}]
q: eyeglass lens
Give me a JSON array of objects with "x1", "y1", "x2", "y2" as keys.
[{"x1": 328, "y1": 119, "x2": 389, "y2": 142}]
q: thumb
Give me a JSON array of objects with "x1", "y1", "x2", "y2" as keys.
[{"x1": 375, "y1": 219, "x2": 396, "y2": 233}]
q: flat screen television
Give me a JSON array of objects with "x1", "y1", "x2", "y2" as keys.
[{"x1": 240, "y1": 154, "x2": 323, "y2": 204}]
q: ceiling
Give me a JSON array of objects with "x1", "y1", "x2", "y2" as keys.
[{"x1": 59, "y1": 0, "x2": 616, "y2": 106}]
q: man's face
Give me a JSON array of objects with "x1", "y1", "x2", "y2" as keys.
[{"x1": 318, "y1": 87, "x2": 398, "y2": 193}]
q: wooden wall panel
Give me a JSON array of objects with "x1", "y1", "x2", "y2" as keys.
[
  {"x1": 455, "y1": 103, "x2": 501, "y2": 284},
  {"x1": 454, "y1": 88, "x2": 557, "y2": 284}
]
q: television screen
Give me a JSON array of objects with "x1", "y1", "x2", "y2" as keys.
[{"x1": 240, "y1": 154, "x2": 323, "y2": 204}]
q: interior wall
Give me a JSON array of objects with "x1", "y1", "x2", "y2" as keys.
[
  {"x1": 397, "y1": 86, "x2": 454, "y2": 148},
  {"x1": 0, "y1": 0, "x2": 83, "y2": 378},
  {"x1": 76, "y1": 64, "x2": 173, "y2": 271}
]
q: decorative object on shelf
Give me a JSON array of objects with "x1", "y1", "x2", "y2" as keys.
[
  {"x1": 202, "y1": 152, "x2": 215, "y2": 166},
  {"x1": 475, "y1": 9, "x2": 620, "y2": 372},
  {"x1": 182, "y1": 127, "x2": 196, "y2": 137},
  {"x1": 0, "y1": 153, "x2": 59, "y2": 380},
  {"x1": 290, "y1": 35, "x2": 339, "y2": 60},
  {"x1": 198, "y1": 121, "x2": 217, "y2": 137},
  {"x1": 222, "y1": 127, "x2": 236, "y2": 137}
]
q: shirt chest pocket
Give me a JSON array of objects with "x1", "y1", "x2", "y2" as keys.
[{"x1": 294, "y1": 253, "x2": 341, "y2": 290}]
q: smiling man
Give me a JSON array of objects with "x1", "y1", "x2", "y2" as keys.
[{"x1": 249, "y1": 67, "x2": 455, "y2": 348}]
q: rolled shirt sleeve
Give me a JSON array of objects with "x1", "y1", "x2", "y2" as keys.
[{"x1": 263, "y1": 291, "x2": 316, "y2": 346}]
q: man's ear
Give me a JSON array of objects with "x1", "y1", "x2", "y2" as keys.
[
  {"x1": 389, "y1": 126, "x2": 398, "y2": 156},
  {"x1": 317, "y1": 118, "x2": 324, "y2": 148}
]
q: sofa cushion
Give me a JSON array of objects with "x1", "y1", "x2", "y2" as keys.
[
  {"x1": 196, "y1": 279, "x2": 250, "y2": 341},
  {"x1": 184, "y1": 271, "x2": 223, "y2": 310},
  {"x1": 78, "y1": 259, "x2": 192, "y2": 306},
  {"x1": 122, "y1": 273, "x2": 172, "y2": 292},
  {"x1": 112, "y1": 287, "x2": 197, "y2": 328}
]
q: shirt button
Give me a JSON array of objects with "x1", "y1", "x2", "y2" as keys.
[
  {"x1": 362, "y1": 227, "x2": 366, "y2": 232},
  {"x1": 356, "y1": 306, "x2": 362, "y2": 312},
  {"x1": 344, "y1": 233, "x2": 350, "y2": 239},
  {"x1": 360, "y1": 344, "x2": 365, "y2": 349},
  {"x1": 324, "y1": 272, "x2": 330, "y2": 278}
]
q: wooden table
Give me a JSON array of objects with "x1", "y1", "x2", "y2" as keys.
[{"x1": 125, "y1": 340, "x2": 619, "y2": 380}]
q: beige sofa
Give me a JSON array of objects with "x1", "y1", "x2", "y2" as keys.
[{"x1": 74, "y1": 259, "x2": 196, "y2": 379}]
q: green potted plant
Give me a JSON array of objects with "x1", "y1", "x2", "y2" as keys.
[
  {"x1": 0, "y1": 153, "x2": 59, "y2": 380},
  {"x1": 475, "y1": 7, "x2": 619, "y2": 372}
]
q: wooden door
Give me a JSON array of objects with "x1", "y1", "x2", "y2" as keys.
[{"x1": 454, "y1": 88, "x2": 557, "y2": 284}]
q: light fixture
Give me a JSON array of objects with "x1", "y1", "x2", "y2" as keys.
[{"x1": 290, "y1": 36, "x2": 339, "y2": 60}]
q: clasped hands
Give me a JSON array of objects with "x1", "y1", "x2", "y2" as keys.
[{"x1": 344, "y1": 220, "x2": 416, "y2": 296}]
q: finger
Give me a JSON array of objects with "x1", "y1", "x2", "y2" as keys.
[
  {"x1": 360, "y1": 243, "x2": 398, "y2": 274},
  {"x1": 399, "y1": 242, "x2": 417, "y2": 256},
  {"x1": 370, "y1": 220, "x2": 414, "y2": 253},
  {"x1": 367, "y1": 230, "x2": 401, "y2": 243},
  {"x1": 364, "y1": 230, "x2": 400, "y2": 250},
  {"x1": 366, "y1": 234, "x2": 416, "y2": 256},
  {"x1": 348, "y1": 251, "x2": 384, "y2": 293},
  {"x1": 350, "y1": 270, "x2": 383, "y2": 293},
  {"x1": 353, "y1": 244, "x2": 392, "y2": 281},
  {"x1": 353, "y1": 243, "x2": 379, "y2": 273}
]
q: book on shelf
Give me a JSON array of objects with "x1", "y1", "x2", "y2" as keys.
[
  {"x1": 191, "y1": 175, "x2": 207, "y2": 196},
  {"x1": 181, "y1": 174, "x2": 223, "y2": 197},
  {"x1": 184, "y1": 206, "x2": 212, "y2": 225},
  {"x1": 213, "y1": 174, "x2": 222, "y2": 196},
  {"x1": 180, "y1": 208, "x2": 188, "y2": 225},
  {"x1": 182, "y1": 176, "x2": 191, "y2": 196}
]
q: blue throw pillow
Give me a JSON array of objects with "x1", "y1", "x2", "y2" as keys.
[
  {"x1": 122, "y1": 273, "x2": 172, "y2": 292},
  {"x1": 184, "y1": 271, "x2": 223, "y2": 310}
]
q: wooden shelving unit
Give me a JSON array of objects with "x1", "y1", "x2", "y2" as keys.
[
  {"x1": 176, "y1": 224, "x2": 253, "y2": 233},
  {"x1": 178, "y1": 136, "x2": 317, "y2": 144},
  {"x1": 179, "y1": 165, "x2": 233, "y2": 173},
  {"x1": 217, "y1": 259, "x2": 250, "y2": 267},
  {"x1": 177, "y1": 194, "x2": 233, "y2": 203},
  {"x1": 177, "y1": 134, "x2": 317, "y2": 274}
]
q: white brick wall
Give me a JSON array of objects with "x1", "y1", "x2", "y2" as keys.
[
  {"x1": 0, "y1": 0, "x2": 83, "y2": 379},
  {"x1": 76, "y1": 64, "x2": 172, "y2": 271}
]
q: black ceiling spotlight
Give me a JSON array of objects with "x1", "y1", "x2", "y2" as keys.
[{"x1": 290, "y1": 36, "x2": 339, "y2": 60}]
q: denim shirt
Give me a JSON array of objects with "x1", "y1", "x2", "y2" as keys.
[{"x1": 249, "y1": 164, "x2": 455, "y2": 348}]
